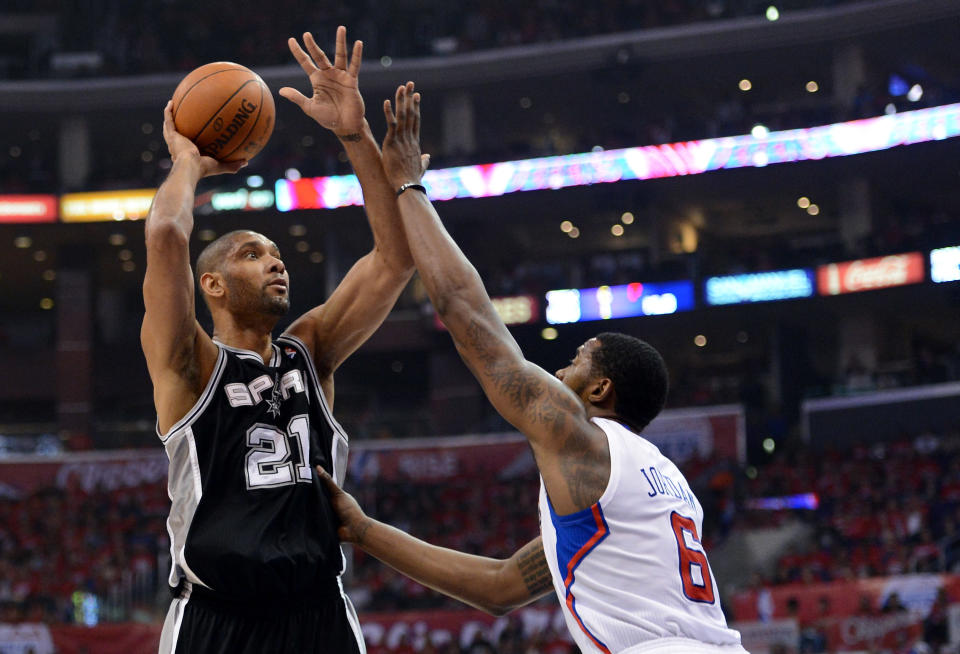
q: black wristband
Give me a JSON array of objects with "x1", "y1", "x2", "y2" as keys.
[{"x1": 396, "y1": 182, "x2": 427, "y2": 197}]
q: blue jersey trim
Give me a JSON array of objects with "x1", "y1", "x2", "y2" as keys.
[{"x1": 548, "y1": 496, "x2": 611, "y2": 653}]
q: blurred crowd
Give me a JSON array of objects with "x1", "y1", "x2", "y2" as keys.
[
  {"x1": 740, "y1": 430, "x2": 960, "y2": 586},
  {"x1": 0, "y1": 476, "x2": 167, "y2": 624},
  {"x1": 7, "y1": 0, "x2": 860, "y2": 80},
  {"x1": 2, "y1": 425, "x2": 958, "y2": 633}
]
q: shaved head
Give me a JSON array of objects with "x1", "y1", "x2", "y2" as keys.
[{"x1": 196, "y1": 230, "x2": 256, "y2": 278}]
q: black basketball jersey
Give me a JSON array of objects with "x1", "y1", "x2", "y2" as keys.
[{"x1": 158, "y1": 334, "x2": 349, "y2": 600}]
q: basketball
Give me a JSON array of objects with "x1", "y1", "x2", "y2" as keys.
[{"x1": 171, "y1": 62, "x2": 275, "y2": 162}]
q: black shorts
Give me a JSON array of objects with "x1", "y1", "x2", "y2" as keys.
[{"x1": 159, "y1": 580, "x2": 365, "y2": 654}]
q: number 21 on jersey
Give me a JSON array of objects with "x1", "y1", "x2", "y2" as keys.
[
  {"x1": 245, "y1": 415, "x2": 312, "y2": 489},
  {"x1": 670, "y1": 511, "x2": 716, "y2": 603}
]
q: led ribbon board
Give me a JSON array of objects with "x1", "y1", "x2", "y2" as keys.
[
  {"x1": 705, "y1": 269, "x2": 815, "y2": 305},
  {"x1": 275, "y1": 103, "x2": 960, "y2": 211},
  {"x1": 546, "y1": 281, "x2": 694, "y2": 324},
  {"x1": 0, "y1": 195, "x2": 58, "y2": 223},
  {"x1": 60, "y1": 189, "x2": 157, "y2": 222},
  {"x1": 931, "y1": 246, "x2": 960, "y2": 283}
]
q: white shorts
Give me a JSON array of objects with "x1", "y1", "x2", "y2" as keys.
[{"x1": 622, "y1": 637, "x2": 751, "y2": 654}]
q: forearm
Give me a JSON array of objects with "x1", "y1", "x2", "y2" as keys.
[
  {"x1": 395, "y1": 191, "x2": 489, "y2": 319},
  {"x1": 339, "y1": 122, "x2": 413, "y2": 274},
  {"x1": 145, "y1": 154, "x2": 203, "y2": 239},
  {"x1": 353, "y1": 516, "x2": 516, "y2": 615}
]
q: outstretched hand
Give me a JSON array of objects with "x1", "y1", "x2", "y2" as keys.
[
  {"x1": 316, "y1": 465, "x2": 373, "y2": 545},
  {"x1": 280, "y1": 26, "x2": 365, "y2": 137},
  {"x1": 162, "y1": 101, "x2": 247, "y2": 177},
  {"x1": 382, "y1": 82, "x2": 431, "y2": 189}
]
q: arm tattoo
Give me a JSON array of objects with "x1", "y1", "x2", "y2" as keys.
[
  {"x1": 338, "y1": 132, "x2": 362, "y2": 142},
  {"x1": 354, "y1": 518, "x2": 374, "y2": 546},
  {"x1": 560, "y1": 428, "x2": 609, "y2": 509},
  {"x1": 515, "y1": 542, "x2": 553, "y2": 597},
  {"x1": 464, "y1": 312, "x2": 577, "y2": 427}
]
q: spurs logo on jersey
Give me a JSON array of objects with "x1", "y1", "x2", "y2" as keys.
[
  {"x1": 539, "y1": 418, "x2": 746, "y2": 654},
  {"x1": 224, "y1": 369, "x2": 306, "y2": 412},
  {"x1": 157, "y1": 334, "x2": 351, "y2": 601}
]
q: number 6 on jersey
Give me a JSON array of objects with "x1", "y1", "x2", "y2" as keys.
[{"x1": 670, "y1": 511, "x2": 716, "y2": 603}]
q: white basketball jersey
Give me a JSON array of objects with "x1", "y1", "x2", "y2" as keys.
[{"x1": 538, "y1": 418, "x2": 746, "y2": 654}]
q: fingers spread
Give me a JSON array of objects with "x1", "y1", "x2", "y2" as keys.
[
  {"x1": 394, "y1": 85, "x2": 407, "y2": 132},
  {"x1": 288, "y1": 37, "x2": 318, "y2": 76},
  {"x1": 334, "y1": 25, "x2": 347, "y2": 70},
  {"x1": 303, "y1": 32, "x2": 332, "y2": 70},
  {"x1": 278, "y1": 86, "x2": 308, "y2": 109},
  {"x1": 382, "y1": 98, "x2": 396, "y2": 128},
  {"x1": 348, "y1": 39, "x2": 363, "y2": 77},
  {"x1": 412, "y1": 91, "x2": 421, "y2": 140}
]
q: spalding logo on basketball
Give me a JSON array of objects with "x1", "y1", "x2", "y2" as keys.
[{"x1": 171, "y1": 62, "x2": 276, "y2": 163}]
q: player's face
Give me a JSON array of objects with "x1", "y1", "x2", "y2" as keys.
[
  {"x1": 222, "y1": 234, "x2": 290, "y2": 317},
  {"x1": 555, "y1": 337, "x2": 601, "y2": 397}
]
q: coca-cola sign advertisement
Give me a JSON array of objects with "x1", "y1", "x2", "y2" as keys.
[{"x1": 817, "y1": 252, "x2": 924, "y2": 295}]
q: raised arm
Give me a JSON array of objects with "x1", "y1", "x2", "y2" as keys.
[
  {"x1": 318, "y1": 467, "x2": 553, "y2": 615},
  {"x1": 141, "y1": 103, "x2": 244, "y2": 433},
  {"x1": 381, "y1": 85, "x2": 608, "y2": 514},
  {"x1": 279, "y1": 27, "x2": 414, "y2": 402}
]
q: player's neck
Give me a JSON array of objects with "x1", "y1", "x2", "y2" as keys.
[
  {"x1": 212, "y1": 319, "x2": 276, "y2": 365},
  {"x1": 585, "y1": 404, "x2": 625, "y2": 428}
]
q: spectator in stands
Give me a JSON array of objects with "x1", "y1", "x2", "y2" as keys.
[{"x1": 923, "y1": 588, "x2": 949, "y2": 654}]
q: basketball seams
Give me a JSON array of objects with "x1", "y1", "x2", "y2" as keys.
[
  {"x1": 218, "y1": 78, "x2": 265, "y2": 161},
  {"x1": 191, "y1": 79, "x2": 258, "y2": 144},
  {"x1": 171, "y1": 62, "x2": 274, "y2": 162},
  {"x1": 172, "y1": 64, "x2": 249, "y2": 121}
]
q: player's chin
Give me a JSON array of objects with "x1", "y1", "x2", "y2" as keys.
[{"x1": 265, "y1": 296, "x2": 290, "y2": 316}]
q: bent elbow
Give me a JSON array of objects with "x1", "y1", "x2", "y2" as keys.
[
  {"x1": 484, "y1": 603, "x2": 515, "y2": 618},
  {"x1": 145, "y1": 220, "x2": 190, "y2": 252}
]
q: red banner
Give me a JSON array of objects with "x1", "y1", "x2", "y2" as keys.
[
  {"x1": 348, "y1": 434, "x2": 535, "y2": 484},
  {"x1": 0, "y1": 405, "x2": 744, "y2": 495},
  {"x1": 816, "y1": 252, "x2": 925, "y2": 295},
  {"x1": 732, "y1": 573, "x2": 959, "y2": 623},
  {"x1": 0, "y1": 194, "x2": 57, "y2": 223},
  {"x1": 733, "y1": 615, "x2": 927, "y2": 654},
  {"x1": 50, "y1": 624, "x2": 161, "y2": 654},
  {"x1": 0, "y1": 450, "x2": 168, "y2": 499},
  {"x1": 2, "y1": 610, "x2": 574, "y2": 654},
  {"x1": 360, "y1": 607, "x2": 573, "y2": 654}
]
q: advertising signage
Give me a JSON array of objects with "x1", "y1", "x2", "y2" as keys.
[
  {"x1": 930, "y1": 246, "x2": 960, "y2": 283},
  {"x1": 816, "y1": 252, "x2": 924, "y2": 295},
  {"x1": 0, "y1": 195, "x2": 58, "y2": 223},
  {"x1": 60, "y1": 189, "x2": 157, "y2": 222},
  {"x1": 546, "y1": 281, "x2": 694, "y2": 325},
  {"x1": 705, "y1": 269, "x2": 815, "y2": 305},
  {"x1": 434, "y1": 295, "x2": 539, "y2": 330}
]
